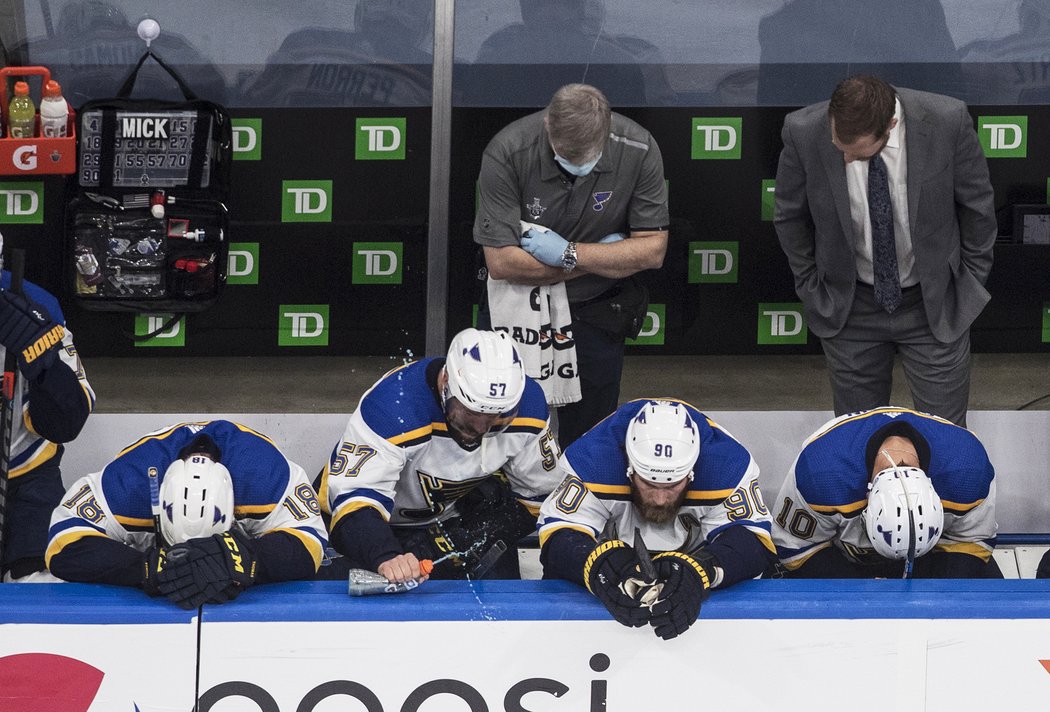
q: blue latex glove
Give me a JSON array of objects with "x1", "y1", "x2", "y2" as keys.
[
  {"x1": 598, "y1": 232, "x2": 626, "y2": 244},
  {"x1": 520, "y1": 227, "x2": 569, "y2": 268}
]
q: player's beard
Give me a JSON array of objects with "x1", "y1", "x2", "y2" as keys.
[{"x1": 631, "y1": 481, "x2": 688, "y2": 525}]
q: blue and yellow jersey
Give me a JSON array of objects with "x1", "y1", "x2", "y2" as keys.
[
  {"x1": 773, "y1": 407, "x2": 997, "y2": 570},
  {"x1": 538, "y1": 399, "x2": 774, "y2": 558},
  {"x1": 2, "y1": 273, "x2": 95, "y2": 480},
  {"x1": 46, "y1": 420, "x2": 327, "y2": 572},
  {"x1": 322, "y1": 357, "x2": 561, "y2": 531}
]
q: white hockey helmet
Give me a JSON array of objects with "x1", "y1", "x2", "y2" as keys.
[
  {"x1": 443, "y1": 328, "x2": 526, "y2": 416},
  {"x1": 159, "y1": 453, "x2": 235, "y2": 544},
  {"x1": 864, "y1": 466, "x2": 944, "y2": 560},
  {"x1": 625, "y1": 401, "x2": 700, "y2": 484}
]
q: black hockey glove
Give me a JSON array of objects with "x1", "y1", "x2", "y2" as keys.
[
  {"x1": 192, "y1": 529, "x2": 258, "y2": 589},
  {"x1": 0, "y1": 290, "x2": 64, "y2": 380},
  {"x1": 649, "y1": 552, "x2": 711, "y2": 640},
  {"x1": 584, "y1": 540, "x2": 655, "y2": 628},
  {"x1": 156, "y1": 530, "x2": 258, "y2": 609},
  {"x1": 141, "y1": 547, "x2": 167, "y2": 598},
  {"x1": 154, "y1": 544, "x2": 228, "y2": 609},
  {"x1": 398, "y1": 520, "x2": 478, "y2": 578}
]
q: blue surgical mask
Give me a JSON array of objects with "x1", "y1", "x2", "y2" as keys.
[{"x1": 555, "y1": 152, "x2": 601, "y2": 177}]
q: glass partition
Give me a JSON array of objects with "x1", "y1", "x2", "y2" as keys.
[
  {"x1": 12, "y1": 0, "x2": 434, "y2": 107},
  {"x1": 452, "y1": 0, "x2": 1046, "y2": 107}
]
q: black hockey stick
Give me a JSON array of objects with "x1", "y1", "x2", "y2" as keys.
[{"x1": 0, "y1": 248, "x2": 26, "y2": 575}]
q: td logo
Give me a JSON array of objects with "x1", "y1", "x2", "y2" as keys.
[
  {"x1": 353, "y1": 242, "x2": 403, "y2": 284},
  {"x1": 228, "y1": 242, "x2": 259, "y2": 285},
  {"x1": 279, "y1": 305, "x2": 329, "y2": 346},
  {"x1": 356, "y1": 118, "x2": 406, "y2": 160},
  {"x1": 692, "y1": 117, "x2": 741, "y2": 159},
  {"x1": 1043, "y1": 303, "x2": 1050, "y2": 343},
  {"x1": 688, "y1": 241, "x2": 738, "y2": 283},
  {"x1": 0, "y1": 181, "x2": 43, "y2": 224},
  {"x1": 627, "y1": 305, "x2": 666, "y2": 346},
  {"x1": 231, "y1": 118, "x2": 262, "y2": 161},
  {"x1": 978, "y1": 116, "x2": 1027, "y2": 158},
  {"x1": 282, "y1": 180, "x2": 332, "y2": 222},
  {"x1": 758, "y1": 303, "x2": 807, "y2": 344},
  {"x1": 761, "y1": 179, "x2": 776, "y2": 221},
  {"x1": 134, "y1": 314, "x2": 185, "y2": 347}
]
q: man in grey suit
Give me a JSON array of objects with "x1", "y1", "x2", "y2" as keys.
[{"x1": 773, "y1": 75, "x2": 996, "y2": 426}]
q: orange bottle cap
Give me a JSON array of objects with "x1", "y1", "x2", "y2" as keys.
[
  {"x1": 419, "y1": 559, "x2": 434, "y2": 576},
  {"x1": 43, "y1": 80, "x2": 62, "y2": 98},
  {"x1": 13, "y1": 81, "x2": 29, "y2": 95}
]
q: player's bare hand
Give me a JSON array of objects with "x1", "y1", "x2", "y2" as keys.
[{"x1": 378, "y1": 553, "x2": 428, "y2": 583}]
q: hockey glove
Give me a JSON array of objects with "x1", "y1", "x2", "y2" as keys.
[
  {"x1": 140, "y1": 547, "x2": 167, "y2": 598},
  {"x1": 649, "y1": 552, "x2": 711, "y2": 640},
  {"x1": 0, "y1": 290, "x2": 64, "y2": 380},
  {"x1": 194, "y1": 529, "x2": 258, "y2": 589},
  {"x1": 584, "y1": 540, "x2": 655, "y2": 628},
  {"x1": 154, "y1": 544, "x2": 228, "y2": 609},
  {"x1": 156, "y1": 530, "x2": 258, "y2": 609}
]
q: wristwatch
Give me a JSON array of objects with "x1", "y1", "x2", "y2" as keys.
[{"x1": 561, "y1": 241, "x2": 578, "y2": 272}]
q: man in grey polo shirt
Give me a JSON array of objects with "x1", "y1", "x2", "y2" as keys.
[{"x1": 474, "y1": 83, "x2": 669, "y2": 447}]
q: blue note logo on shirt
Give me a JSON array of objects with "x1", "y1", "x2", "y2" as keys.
[{"x1": 592, "y1": 191, "x2": 613, "y2": 211}]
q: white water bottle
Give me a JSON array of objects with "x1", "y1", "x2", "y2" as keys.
[{"x1": 39, "y1": 80, "x2": 69, "y2": 138}]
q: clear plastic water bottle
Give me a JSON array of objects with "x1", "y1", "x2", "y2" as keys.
[
  {"x1": 39, "y1": 80, "x2": 69, "y2": 138},
  {"x1": 347, "y1": 559, "x2": 433, "y2": 596},
  {"x1": 7, "y1": 81, "x2": 36, "y2": 138}
]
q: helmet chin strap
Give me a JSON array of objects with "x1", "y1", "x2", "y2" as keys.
[{"x1": 881, "y1": 450, "x2": 917, "y2": 579}]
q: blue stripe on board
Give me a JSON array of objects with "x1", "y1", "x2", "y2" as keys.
[{"x1": 5, "y1": 580, "x2": 1050, "y2": 624}]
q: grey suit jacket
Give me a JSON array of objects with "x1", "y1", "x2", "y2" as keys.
[{"x1": 773, "y1": 87, "x2": 997, "y2": 342}]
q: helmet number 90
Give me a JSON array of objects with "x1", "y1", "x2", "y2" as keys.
[{"x1": 654, "y1": 444, "x2": 673, "y2": 458}]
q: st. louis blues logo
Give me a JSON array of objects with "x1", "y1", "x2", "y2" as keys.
[{"x1": 592, "y1": 191, "x2": 613, "y2": 211}]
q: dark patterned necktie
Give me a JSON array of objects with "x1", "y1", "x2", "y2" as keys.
[{"x1": 868, "y1": 154, "x2": 902, "y2": 313}]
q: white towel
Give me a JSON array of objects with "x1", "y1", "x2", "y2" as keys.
[
  {"x1": 487, "y1": 277, "x2": 581, "y2": 406},
  {"x1": 486, "y1": 221, "x2": 581, "y2": 406}
]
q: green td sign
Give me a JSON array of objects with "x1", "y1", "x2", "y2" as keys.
[
  {"x1": 356, "y1": 118, "x2": 406, "y2": 160},
  {"x1": 627, "y1": 305, "x2": 666, "y2": 346},
  {"x1": 282, "y1": 180, "x2": 332, "y2": 222},
  {"x1": 761, "y1": 179, "x2": 776, "y2": 221},
  {"x1": 0, "y1": 182, "x2": 43, "y2": 224},
  {"x1": 279, "y1": 305, "x2": 329, "y2": 346},
  {"x1": 227, "y1": 243, "x2": 259, "y2": 285},
  {"x1": 978, "y1": 116, "x2": 1027, "y2": 158},
  {"x1": 758, "y1": 303, "x2": 808, "y2": 345},
  {"x1": 134, "y1": 314, "x2": 185, "y2": 347},
  {"x1": 688, "y1": 241, "x2": 738, "y2": 284},
  {"x1": 231, "y1": 118, "x2": 262, "y2": 161},
  {"x1": 353, "y1": 242, "x2": 403, "y2": 284},
  {"x1": 692, "y1": 118, "x2": 741, "y2": 159}
]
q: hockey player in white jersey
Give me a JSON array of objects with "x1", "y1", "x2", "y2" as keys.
[
  {"x1": 321, "y1": 328, "x2": 561, "y2": 582},
  {"x1": 46, "y1": 420, "x2": 327, "y2": 608},
  {"x1": 539, "y1": 400, "x2": 776, "y2": 639},
  {"x1": 772, "y1": 407, "x2": 998, "y2": 578},
  {"x1": 0, "y1": 272, "x2": 94, "y2": 582}
]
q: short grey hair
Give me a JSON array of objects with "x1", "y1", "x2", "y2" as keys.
[{"x1": 545, "y1": 84, "x2": 611, "y2": 163}]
